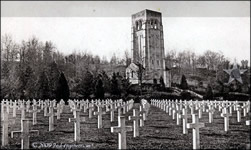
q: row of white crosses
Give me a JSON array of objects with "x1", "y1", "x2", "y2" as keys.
[
  {"x1": 41, "y1": 100, "x2": 65, "y2": 132},
  {"x1": 151, "y1": 99, "x2": 203, "y2": 149},
  {"x1": 67, "y1": 99, "x2": 135, "y2": 143},
  {"x1": 1, "y1": 99, "x2": 65, "y2": 149},
  {"x1": 111, "y1": 99, "x2": 149, "y2": 149},
  {"x1": 151, "y1": 99, "x2": 250, "y2": 124},
  {"x1": 151, "y1": 99, "x2": 250, "y2": 149},
  {"x1": 127, "y1": 99, "x2": 150, "y2": 137},
  {"x1": 68, "y1": 102, "x2": 86, "y2": 143},
  {"x1": 68, "y1": 99, "x2": 133, "y2": 125},
  {"x1": 5, "y1": 98, "x2": 131, "y2": 146},
  {"x1": 3, "y1": 98, "x2": 249, "y2": 149}
]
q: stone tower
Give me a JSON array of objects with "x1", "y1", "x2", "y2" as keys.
[{"x1": 128, "y1": 9, "x2": 170, "y2": 86}]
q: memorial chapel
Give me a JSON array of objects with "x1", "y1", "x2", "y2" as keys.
[{"x1": 126, "y1": 9, "x2": 171, "y2": 87}]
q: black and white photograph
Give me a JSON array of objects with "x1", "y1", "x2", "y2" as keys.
[{"x1": 1, "y1": 1, "x2": 250, "y2": 149}]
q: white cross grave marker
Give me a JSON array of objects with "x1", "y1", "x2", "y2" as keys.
[
  {"x1": 228, "y1": 103, "x2": 233, "y2": 115},
  {"x1": 172, "y1": 105, "x2": 177, "y2": 120},
  {"x1": 28, "y1": 103, "x2": 40, "y2": 125},
  {"x1": 2, "y1": 109, "x2": 9, "y2": 146},
  {"x1": 88, "y1": 103, "x2": 94, "y2": 119},
  {"x1": 165, "y1": 104, "x2": 169, "y2": 114},
  {"x1": 176, "y1": 107, "x2": 182, "y2": 125},
  {"x1": 206, "y1": 105, "x2": 215, "y2": 123},
  {"x1": 198, "y1": 105, "x2": 202, "y2": 119},
  {"x1": 190, "y1": 104, "x2": 194, "y2": 115},
  {"x1": 69, "y1": 109, "x2": 86, "y2": 142},
  {"x1": 139, "y1": 105, "x2": 146, "y2": 127},
  {"x1": 180, "y1": 108, "x2": 190, "y2": 134},
  {"x1": 187, "y1": 114, "x2": 205, "y2": 150},
  {"x1": 242, "y1": 104, "x2": 248, "y2": 117},
  {"x1": 10, "y1": 101, "x2": 17, "y2": 117},
  {"x1": 111, "y1": 116, "x2": 133, "y2": 149},
  {"x1": 18, "y1": 103, "x2": 26, "y2": 120},
  {"x1": 126, "y1": 101, "x2": 130, "y2": 112},
  {"x1": 1, "y1": 101, "x2": 7, "y2": 120},
  {"x1": 128, "y1": 109, "x2": 142, "y2": 137},
  {"x1": 122, "y1": 102, "x2": 127, "y2": 114},
  {"x1": 168, "y1": 104, "x2": 172, "y2": 116},
  {"x1": 141, "y1": 100, "x2": 149, "y2": 120},
  {"x1": 46, "y1": 106, "x2": 56, "y2": 131},
  {"x1": 94, "y1": 105, "x2": 106, "y2": 128},
  {"x1": 43, "y1": 102, "x2": 48, "y2": 117},
  {"x1": 221, "y1": 108, "x2": 231, "y2": 132},
  {"x1": 110, "y1": 103, "x2": 116, "y2": 122},
  {"x1": 26, "y1": 100, "x2": 31, "y2": 112},
  {"x1": 236, "y1": 105, "x2": 242, "y2": 122},
  {"x1": 60, "y1": 99, "x2": 65, "y2": 113},
  {"x1": 117, "y1": 103, "x2": 124, "y2": 117},
  {"x1": 11, "y1": 119, "x2": 39, "y2": 149},
  {"x1": 56, "y1": 103, "x2": 61, "y2": 119},
  {"x1": 246, "y1": 120, "x2": 251, "y2": 125}
]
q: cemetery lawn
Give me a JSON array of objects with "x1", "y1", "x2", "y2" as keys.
[{"x1": 1, "y1": 103, "x2": 250, "y2": 149}]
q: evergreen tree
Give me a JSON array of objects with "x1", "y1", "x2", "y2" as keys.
[
  {"x1": 180, "y1": 75, "x2": 188, "y2": 90},
  {"x1": 48, "y1": 61, "x2": 60, "y2": 98},
  {"x1": 95, "y1": 74, "x2": 104, "y2": 99},
  {"x1": 1, "y1": 64, "x2": 19, "y2": 99},
  {"x1": 101, "y1": 71, "x2": 111, "y2": 93},
  {"x1": 153, "y1": 78, "x2": 157, "y2": 90},
  {"x1": 17, "y1": 68, "x2": 26, "y2": 99},
  {"x1": 77, "y1": 70, "x2": 94, "y2": 98},
  {"x1": 24, "y1": 66, "x2": 33, "y2": 85},
  {"x1": 111, "y1": 72, "x2": 120, "y2": 96},
  {"x1": 116, "y1": 72, "x2": 123, "y2": 95},
  {"x1": 159, "y1": 76, "x2": 165, "y2": 91},
  {"x1": 18, "y1": 65, "x2": 36, "y2": 99},
  {"x1": 121, "y1": 77, "x2": 131, "y2": 97},
  {"x1": 36, "y1": 71, "x2": 50, "y2": 99},
  {"x1": 43, "y1": 41, "x2": 53, "y2": 65},
  {"x1": 56, "y1": 72, "x2": 70, "y2": 102},
  {"x1": 153, "y1": 78, "x2": 157, "y2": 85}
]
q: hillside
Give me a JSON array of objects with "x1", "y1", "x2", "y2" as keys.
[{"x1": 170, "y1": 67, "x2": 250, "y2": 95}]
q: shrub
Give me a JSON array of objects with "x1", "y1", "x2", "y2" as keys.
[
  {"x1": 203, "y1": 84, "x2": 214, "y2": 99},
  {"x1": 222, "y1": 92, "x2": 249, "y2": 101},
  {"x1": 150, "y1": 91, "x2": 181, "y2": 99},
  {"x1": 180, "y1": 75, "x2": 188, "y2": 90},
  {"x1": 180, "y1": 91, "x2": 192, "y2": 100}
]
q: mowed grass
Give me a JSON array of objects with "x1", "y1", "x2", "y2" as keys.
[{"x1": 1, "y1": 102, "x2": 250, "y2": 149}]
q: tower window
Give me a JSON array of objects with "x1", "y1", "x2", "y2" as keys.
[
  {"x1": 131, "y1": 71, "x2": 134, "y2": 78},
  {"x1": 136, "y1": 21, "x2": 139, "y2": 31},
  {"x1": 152, "y1": 60, "x2": 154, "y2": 64},
  {"x1": 139, "y1": 20, "x2": 142, "y2": 30},
  {"x1": 154, "y1": 20, "x2": 158, "y2": 29},
  {"x1": 136, "y1": 20, "x2": 142, "y2": 31},
  {"x1": 150, "y1": 20, "x2": 154, "y2": 28},
  {"x1": 157, "y1": 60, "x2": 160, "y2": 66}
]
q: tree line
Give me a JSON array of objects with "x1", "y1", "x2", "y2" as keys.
[
  {"x1": 1, "y1": 34, "x2": 249, "y2": 100},
  {"x1": 1, "y1": 34, "x2": 131, "y2": 101},
  {"x1": 166, "y1": 49, "x2": 248, "y2": 74}
]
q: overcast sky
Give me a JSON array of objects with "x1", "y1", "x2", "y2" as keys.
[{"x1": 1, "y1": 1, "x2": 250, "y2": 63}]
